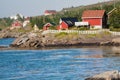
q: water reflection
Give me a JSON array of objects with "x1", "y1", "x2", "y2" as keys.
[
  {"x1": 73, "y1": 47, "x2": 120, "y2": 58},
  {"x1": 102, "y1": 47, "x2": 120, "y2": 57}
]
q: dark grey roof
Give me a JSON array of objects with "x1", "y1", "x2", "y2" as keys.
[{"x1": 61, "y1": 17, "x2": 78, "y2": 27}]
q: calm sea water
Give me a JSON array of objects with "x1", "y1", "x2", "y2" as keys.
[
  {"x1": 0, "y1": 38, "x2": 15, "y2": 46},
  {"x1": 0, "y1": 38, "x2": 120, "y2": 80}
]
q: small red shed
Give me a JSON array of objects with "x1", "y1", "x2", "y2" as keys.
[
  {"x1": 43, "y1": 23, "x2": 53, "y2": 30},
  {"x1": 82, "y1": 10, "x2": 107, "y2": 29},
  {"x1": 12, "y1": 21, "x2": 22, "y2": 27},
  {"x1": 10, "y1": 20, "x2": 22, "y2": 30},
  {"x1": 57, "y1": 17, "x2": 78, "y2": 30}
]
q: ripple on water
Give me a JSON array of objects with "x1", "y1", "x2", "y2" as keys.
[
  {"x1": 0, "y1": 47, "x2": 120, "y2": 80},
  {"x1": 5, "y1": 76, "x2": 26, "y2": 80}
]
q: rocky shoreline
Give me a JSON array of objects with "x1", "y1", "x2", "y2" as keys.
[
  {"x1": 0, "y1": 28, "x2": 120, "y2": 49},
  {"x1": 0, "y1": 28, "x2": 26, "y2": 38},
  {"x1": 9, "y1": 31, "x2": 120, "y2": 48}
]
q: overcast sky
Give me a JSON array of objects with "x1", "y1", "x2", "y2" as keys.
[{"x1": 0, "y1": 0, "x2": 110, "y2": 18}]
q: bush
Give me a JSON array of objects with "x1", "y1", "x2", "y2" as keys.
[
  {"x1": 109, "y1": 8, "x2": 120, "y2": 29},
  {"x1": 109, "y1": 26, "x2": 114, "y2": 31},
  {"x1": 49, "y1": 26, "x2": 57, "y2": 30},
  {"x1": 69, "y1": 26, "x2": 78, "y2": 30},
  {"x1": 86, "y1": 34, "x2": 97, "y2": 38},
  {"x1": 110, "y1": 27, "x2": 120, "y2": 32},
  {"x1": 78, "y1": 27, "x2": 89, "y2": 30},
  {"x1": 102, "y1": 31, "x2": 111, "y2": 35},
  {"x1": 55, "y1": 32, "x2": 68, "y2": 38},
  {"x1": 0, "y1": 28, "x2": 2, "y2": 31}
]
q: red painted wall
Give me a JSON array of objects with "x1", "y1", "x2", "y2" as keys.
[
  {"x1": 43, "y1": 24, "x2": 51, "y2": 30},
  {"x1": 57, "y1": 21, "x2": 68, "y2": 30},
  {"x1": 83, "y1": 18, "x2": 102, "y2": 26},
  {"x1": 43, "y1": 26, "x2": 48, "y2": 30},
  {"x1": 12, "y1": 22, "x2": 22, "y2": 27}
]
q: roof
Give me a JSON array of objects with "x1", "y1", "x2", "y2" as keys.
[
  {"x1": 43, "y1": 23, "x2": 53, "y2": 27},
  {"x1": 60, "y1": 17, "x2": 78, "y2": 26},
  {"x1": 82, "y1": 10, "x2": 105, "y2": 18},
  {"x1": 45, "y1": 10, "x2": 56, "y2": 13},
  {"x1": 44, "y1": 10, "x2": 57, "y2": 16}
]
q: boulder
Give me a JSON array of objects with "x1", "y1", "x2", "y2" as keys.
[
  {"x1": 10, "y1": 32, "x2": 43, "y2": 48},
  {"x1": 85, "y1": 70, "x2": 120, "y2": 80},
  {"x1": 112, "y1": 38, "x2": 120, "y2": 43},
  {"x1": 0, "y1": 29, "x2": 24, "y2": 38}
]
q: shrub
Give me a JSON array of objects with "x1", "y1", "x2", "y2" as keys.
[
  {"x1": 49, "y1": 26, "x2": 57, "y2": 30},
  {"x1": 55, "y1": 32, "x2": 68, "y2": 38},
  {"x1": 109, "y1": 26, "x2": 114, "y2": 31},
  {"x1": 86, "y1": 34, "x2": 97, "y2": 38},
  {"x1": 109, "y1": 8, "x2": 120, "y2": 29},
  {"x1": 69, "y1": 26, "x2": 78, "y2": 30},
  {"x1": 110, "y1": 26, "x2": 120, "y2": 32},
  {"x1": 102, "y1": 31, "x2": 111, "y2": 35},
  {"x1": 110, "y1": 28, "x2": 120, "y2": 32},
  {"x1": 78, "y1": 27, "x2": 89, "y2": 30}
]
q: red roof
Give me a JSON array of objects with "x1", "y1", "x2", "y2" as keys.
[
  {"x1": 45, "y1": 10, "x2": 56, "y2": 14},
  {"x1": 43, "y1": 23, "x2": 52, "y2": 27},
  {"x1": 82, "y1": 10, "x2": 105, "y2": 18}
]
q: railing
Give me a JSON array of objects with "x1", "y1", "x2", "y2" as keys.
[
  {"x1": 42, "y1": 30, "x2": 101, "y2": 35},
  {"x1": 109, "y1": 31, "x2": 120, "y2": 36},
  {"x1": 41, "y1": 29, "x2": 120, "y2": 36}
]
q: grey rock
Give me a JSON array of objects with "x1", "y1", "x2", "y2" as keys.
[
  {"x1": 85, "y1": 70, "x2": 120, "y2": 80},
  {"x1": 10, "y1": 32, "x2": 120, "y2": 48}
]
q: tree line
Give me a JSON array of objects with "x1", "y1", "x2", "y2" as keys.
[
  {"x1": 30, "y1": 1, "x2": 120, "y2": 30},
  {"x1": 0, "y1": 1, "x2": 120, "y2": 31}
]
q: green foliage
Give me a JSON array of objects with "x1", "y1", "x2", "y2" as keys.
[
  {"x1": 110, "y1": 26, "x2": 120, "y2": 32},
  {"x1": 0, "y1": 17, "x2": 13, "y2": 29},
  {"x1": 102, "y1": 31, "x2": 111, "y2": 35},
  {"x1": 86, "y1": 34, "x2": 97, "y2": 38},
  {"x1": 109, "y1": 7, "x2": 120, "y2": 29},
  {"x1": 78, "y1": 27, "x2": 89, "y2": 30},
  {"x1": 86, "y1": 31, "x2": 111, "y2": 38},
  {"x1": 55, "y1": 32, "x2": 79, "y2": 39},
  {"x1": 10, "y1": 27, "x2": 31, "y2": 33},
  {"x1": 55, "y1": 32, "x2": 68, "y2": 38},
  {"x1": 49, "y1": 26, "x2": 57, "y2": 30},
  {"x1": 68, "y1": 32, "x2": 79, "y2": 39},
  {"x1": 29, "y1": 1, "x2": 120, "y2": 30},
  {"x1": 69, "y1": 26, "x2": 89, "y2": 30},
  {"x1": 30, "y1": 16, "x2": 58, "y2": 29},
  {"x1": 35, "y1": 17, "x2": 44, "y2": 29}
]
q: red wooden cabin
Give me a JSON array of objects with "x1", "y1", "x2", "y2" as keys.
[
  {"x1": 11, "y1": 20, "x2": 22, "y2": 27},
  {"x1": 43, "y1": 23, "x2": 53, "y2": 30},
  {"x1": 57, "y1": 17, "x2": 78, "y2": 30},
  {"x1": 10, "y1": 20, "x2": 22, "y2": 30},
  {"x1": 82, "y1": 10, "x2": 107, "y2": 29}
]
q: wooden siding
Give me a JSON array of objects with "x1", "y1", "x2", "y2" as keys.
[
  {"x1": 57, "y1": 21, "x2": 68, "y2": 30},
  {"x1": 83, "y1": 18, "x2": 102, "y2": 26}
]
